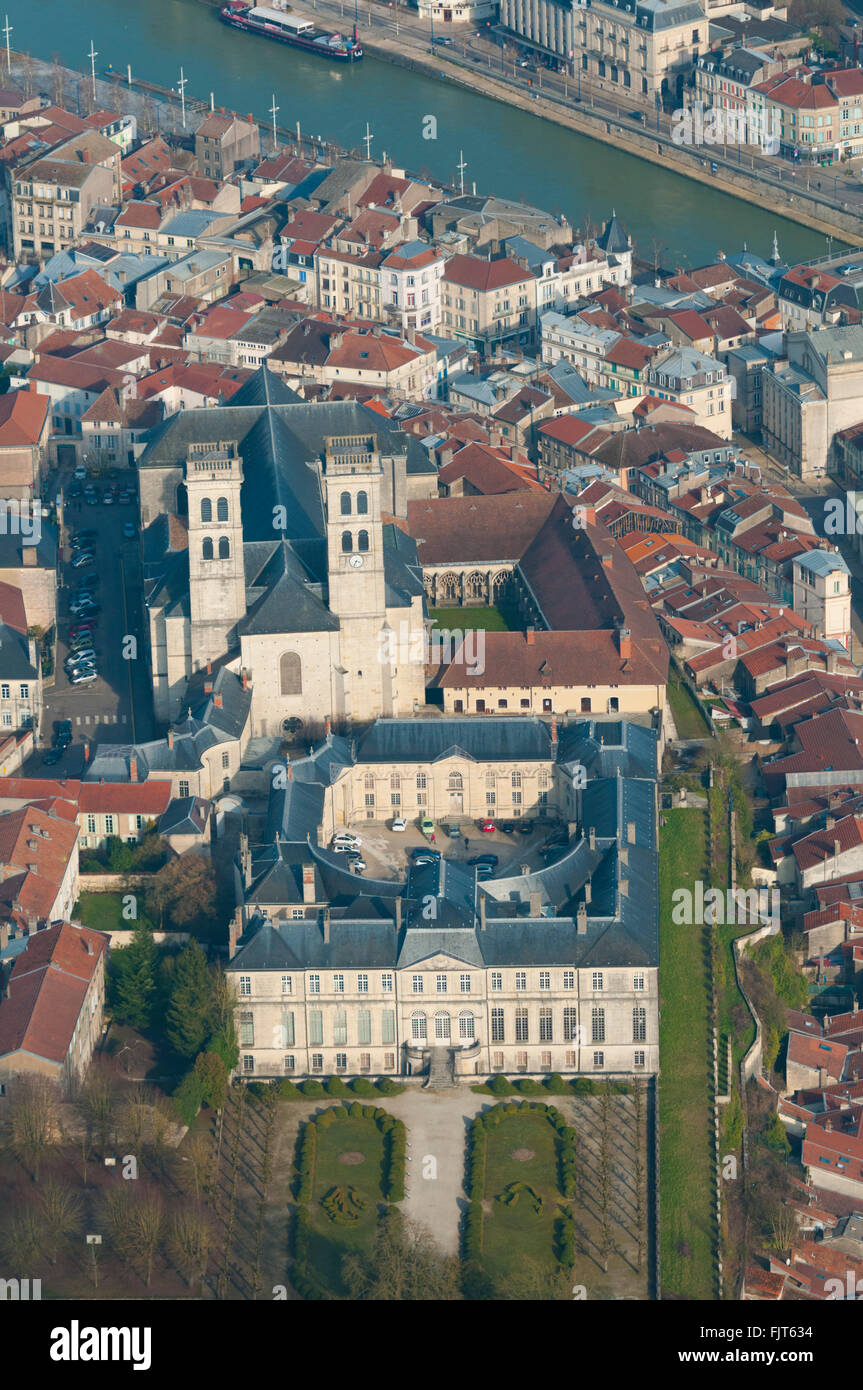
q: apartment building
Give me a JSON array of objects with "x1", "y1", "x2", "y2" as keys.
[
  {"x1": 762, "y1": 326, "x2": 863, "y2": 481},
  {"x1": 11, "y1": 131, "x2": 122, "y2": 262},
  {"x1": 380, "y1": 241, "x2": 445, "y2": 335},
  {"x1": 315, "y1": 247, "x2": 384, "y2": 322},
  {"x1": 645, "y1": 346, "x2": 732, "y2": 437},
  {"x1": 194, "y1": 113, "x2": 261, "y2": 180},
  {"x1": 792, "y1": 549, "x2": 852, "y2": 652},
  {"x1": 442, "y1": 254, "x2": 538, "y2": 358},
  {"x1": 501, "y1": 0, "x2": 710, "y2": 101}
]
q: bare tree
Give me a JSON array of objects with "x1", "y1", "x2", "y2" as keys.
[
  {"x1": 168, "y1": 1208, "x2": 212, "y2": 1289},
  {"x1": 0, "y1": 1203, "x2": 46, "y2": 1266},
  {"x1": 130, "y1": 1190, "x2": 164, "y2": 1288},
  {"x1": 4, "y1": 1074, "x2": 62, "y2": 1181},
  {"x1": 180, "y1": 1133, "x2": 213, "y2": 1202},
  {"x1": 76, "y1": 1072, "x2": 118, "y2": 1182},
  {"x1": 50, "y1": 54, "x2": 65, "y2": 106},
  {"x1": 38, "y1": 1181, "x2": 83, "y2": 1265}
]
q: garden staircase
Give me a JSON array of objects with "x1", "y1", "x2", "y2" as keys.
[{"x1": 424, "y1": 1046, "x2": 456, "y2": 1090}]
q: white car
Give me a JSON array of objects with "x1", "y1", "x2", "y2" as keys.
[
  {"x1": 391, "y1": 817, "x2": 407, "y2": 832},
  {"x1": 73, "y1": 465, "x2": 87, "y2": 481},
  {"x1": 332, "y1": 833, "x2": 361, "y2": 851}
]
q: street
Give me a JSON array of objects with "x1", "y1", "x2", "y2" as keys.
[{"x1": 25, "y1": 465, "x2": 155, "y2": 777}]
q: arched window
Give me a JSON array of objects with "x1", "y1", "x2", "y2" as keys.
[
  {"x1": 448, "y1": 772, "x2": 463, "y2": 791},
  {"x1": 357, "y1": 530, "x2": 369, "y2": 553},
  {"x1": 357, "y1": 490, "x2": 368, "y2": 515},
  {"x1": 218, "y1": 536, "x2": 231, "y2": 559},
  {"x1": 458, "y1": 1012, "x2": 476, "y2": 1041},
  {"x1": 434, "y1": 1011, "x2": 451, "y2": 1041},
  {"x1": 200, "y1": 497, "x2": 212, "y2": 523},
  {"x1": 279, "y1": 652, "x2": 302, "y2": 697},
  {"x1": 202, "y1": 537, "x2": 214, "y2": 560},
  {"x1": 341, "y1": 531, "x2": 353, "y2": 553},
  {"x1": 411, "y1": 1011, "x2": 427, "y2": 1042},
  {"x1": 216, "y1": 496, "x2": 229, "y2": 522},
  {"x1": 340, "y1": 491, "x2": 352, "y2": 516}
]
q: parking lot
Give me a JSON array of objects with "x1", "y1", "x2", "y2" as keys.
[
  {"x1": 27, "y1": 465, "x2": 155, "y2": 774},
  {"x1": 332, "y1": 817, "x2": 566, "y2": 883}
]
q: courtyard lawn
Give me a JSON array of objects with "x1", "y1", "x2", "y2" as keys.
[
  {"x1": 658, "y1": 808, "x2": 716, "y2": 1300},
  {"x1": 428, "y1": 605, "x2": 512, "y2": 632},
  {"x1": 667, "y1": 674, "x2": 711, "y2": 740},
  {"x1": 306, "y1": 1114, "x2": 386, "y2": 1297},
  {"x1": 74, "y1": 891, "x2": 156, "y2": 934},
  {"x1": 480, "y1": 1110, "x2": 565, "y2": 1287}
]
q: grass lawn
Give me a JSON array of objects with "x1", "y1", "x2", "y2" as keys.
[
  {"x1": 73, "y1": 891, "x2": 156, "y2": 934},
  {"x1": 306, "y1": 1114, "x2": 386, "y2": 1297},
  {"x1": 667, "y1": 675, "x2": 710, "y2": 740},
  {"x1": 658, "y1": 808, "x2": 715, "y2": 1299},
  {"x1": 428, "y1": 605, "x2": 511, "y2": 632},
  {"x1": 481, "y1": 1111, "x2": 565, "y2": 1286}
]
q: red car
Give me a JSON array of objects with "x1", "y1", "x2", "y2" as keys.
[
  {"x1": 69, "y1": 621, "x2": 97, "y2": 638},
  {"x1": 480, "y1": 820, "x2": 495, "y2": 834}
]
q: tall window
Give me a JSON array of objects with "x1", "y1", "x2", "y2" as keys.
[
  {"x1": 238, "y1": 1013, "x2": 253, "y2": 1045},
  {"x1": 591, "y1": 1006, "x2": 605, "y2": 1043},
  {"x1": 411, "y1": 1011, "x2": 427, "y2": 1041},
  {"x1": 333, "y1": 973, "x2": 344, "y2": 993},
  {"x1": 460, "y1": 974, "x2": 471, "y2": 994},
  {"x1": 308, "y1": 973, "x2": 320, "y2": 994},
  {"x1": 633, "y1": 1006, "x2": 646, "y2": 1043},
  {"x1": 202, "y1": 537, "x2": 213, "y2": 560},
  {"x1": 382, "y1": 1009, "x2": 395, "y2": 1044},
  {"x1": 333, "y1": 1009, "x2": 347, "y2": 1045},
  {"x1": 515, "y1": 1007, "x2": 528, "y2": 1042},
  {"x1": 434, "y1": 1012, "x2": 451, "y2": 1040},
  {"x1": 356, "y1": 490, "x2": 368, "y2": 515},
  {"x1": 280, "y1": 652, "x2": 302, "y2": 696},
  {"x1": 563, "y1": 970, "x2": 575, "y2": 990},
  {"x1": 412, "y1": 975, "x2": 424, "y2": 994},
  {"x1": 458, "y1": 1012, "x2": 475, "y2": 1041},
  {"x1": 515, "y1": 971, "x2": 527, "y2": 991},
  {"x1": 357, "y1": 530, "x2": 369, "y2": 553},
  {"x1": 200, "y1": 497, "x2": 212, "y2": 523},
  {"x1": 563, "y1": 1007, "x2": 578, "y2": 1041},
  {"x1": 539, "y1": 1007, "x2": 553, "y2": 1042},
  {"x1": 436, "y1": 974, "x2": 447, "y2": 994},
  {"x1": 340, "y1": 490, "x2": 351, "y2": 515},
  {"x1": 592, "y1": 971, "x2": 604, "y2": 991},
  {"x1": 539, "y1": 971, "x2": 550, "y2": 991},
  {"x1": 218, "y1": 536, "x2": 230, "y2": 559},
  {"x1": 491, "y1": 1007, "x2": 505, "y2": 1042},
  {"x1": 358, "y1": 1009, "x2": 371, "y2": 1044},
  {"x1": 341, "y1": 530, "x2": 353, "y2": 553},
  {"x1": 309, "y1": 1009, "x2": 323, "y2": 1044},
  {"x1": 216, "y1": 497, "x2": 229, "y2": 521},
  {"x1": 239, "y1": 976, "x2": 251, "y2": 997},
  {"x1": 491, "y1": 972, "x2": 502, "y2": 992}
]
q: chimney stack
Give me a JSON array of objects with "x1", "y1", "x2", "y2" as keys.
[
  {"x1": 130, "y1": 754, "x2": 138, "y2": 782},
  {"x1": 242, "y1": 668, "x2": 248, "y2": 690},
  {"x1": 576, "y1": 901, "x2": 588, "y2": 934},
  {"x1": 322, "y1": 908, "x2": 330, "y2": 945},
  {"x1": 551, "y1": 713, "x2": 558, "y2": 745},
  {"x1": 526, "y1": 626, "x2": 535, "y2": 645},
  {"x1": 627, "y1": 820, "x2": 636, "y2": 844},
  {"x1": 214, "y1": 693, "x2": 223, "y2": 708},
  {"x1": 589, "y1": 826, "x2": 596, "y2": 851},
  {"x1": 302, "y1": 864, "x2": 315, "y2": 904},
  {"x1": 619, "y1": 626, "x2": 632, "y2": 660},
  {"x1": 529, "y1": 890, "x2": 542, "y2": 917},
  {"x1": 480, "y1": 894, "x2": 487, "y2": 931},
  {"x1": 167, "y1": 728, "x2": 174, "y2": 749}
]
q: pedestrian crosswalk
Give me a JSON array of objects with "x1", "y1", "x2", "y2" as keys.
[{"x1": 71, "y1": 713, "x2": 127, "y2": 725}]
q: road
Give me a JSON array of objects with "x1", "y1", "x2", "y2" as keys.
[{"x1": 26, "y1": 465, "x2": 155, "y2": 777}]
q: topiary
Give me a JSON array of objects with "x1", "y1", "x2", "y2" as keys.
[
  {"x1": 277, "y1": 1078, "x2": 302, "y2": 1100},
  {"x1": 516, "y1": 1078, "x2": 544, "y2": 1095},
  {"x1": 374, "y1": 1076, "x2": 404, "y2": 1096},
  {"x1": 301, "y1": 1079, "x2": 325, "y2": 1097},
  {"x1": 350, "y1": 1077, "x2": 376, "y2": 1097},
  {"x1": 325, "y1": 1075, "x2": 350, "y2": 1097},
  {"x1": 487, "y1": 1073, "x2": 515, "y2": 1096}
]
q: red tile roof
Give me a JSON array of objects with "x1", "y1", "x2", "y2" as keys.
[
  {"x1": 443, "y1": 254, "x2": 532, "y2": 293},
  {"x1": 0, "y1": 920, "x2": 107, "y2": 1065}
]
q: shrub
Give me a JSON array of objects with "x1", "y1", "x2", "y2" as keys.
[
  {"x1": 300, "y1": 1079, "x2": 325, "y2": 1097},
  {"x1": 487, "y1": 1073, "x2": 515, "y2": 1096},
  {"x1": 463, "y1": 1200, "x2": 483, "y2": 1264},
  {"x1": 246, "y1": 1081, "x2": 272, "y2": 1100},
  {"x1": 277, "y1": 1079, "x2": 302, "y2": 1100},
  {"x1": 544, "y1": 1072, "x2": 570, "y2": 1095},
  {"x1": 467, "y1": 1118, "x2": 486, "y2": 1201},
  {"x1": 315, "y1": 1108, "x2": 335, "y2": 1128},
  {"x1": 555, "y1": 1209, "x2": 576, "y2": 1269},
  {"x1": 503, "y1": 1102, "x2": 518, "y2": 1116},
  {"x1": 348, "y1": 1101, "x2": 363, "y2": 1119},
  {"x1": 350, "y1": 1078, "x2": 376, "y2": 1097},
  {"x1": 383, "y1": 1117, "x2": 407, "y2": 1202},
  {"x1": 172, "y1": 1069, "x2": 204, "y2": 1127},
  {"x1": 515, "y1": 1078, "x2": 544, "y2": 1095},
  {"x1": 325, "y1": 1075, "x2": 350, "y2": 1097},
  {"x1": 374, "y1": 1077, "x2": 403, "y2": 1097},
  {"x1": 296, "y1": 1121, "x2": 317, "y2": 1202},
  {"x1": 573, "y1": 1078, "x2": 597, "y2": 1095}
]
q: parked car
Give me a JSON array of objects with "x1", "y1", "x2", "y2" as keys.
[
  {"x1": 468, "y1": 853, "x2": 499, "y2": 867},
  {"x1": 70, "y1": 601, "x2": 100, "y2": 617},
  {"x1": 85, "y1": 491, "x2": 98, "y2": 506},
  {"x1": 73, "y1": 465, "x2": 87, "y2": 481},
  {"x1": 391, "y1": 817, "x2": 407, "y2": 832},
  {"x1": 69, "y1": 622, "x2": 97, "y2": 637},
  {"x1": 72, "y1": 552, "x2": 95, "y2": 569},
  {"x1": 518, "y1": 820, "x2": 534, "y2": 834},
  {"x1": 101, "y1": 492, "x2": 114, "y2": 506},
  {"x1": 411, "y1": 853, "x2": 440, "y2": 868},
  {"x1": 629, "y1": 110, "x2": 645, "y2": 123},
  {"x1": 69, "y1": 481, "x2": 83, "y2": 499},
  {"x1": 499, "y1": 822, "x2": 516, "y2": 834},
  {"x1": 479, "y1": 820, "x2": 495, "y2": 833},
  {"x1": 66, "y1": 647, "x2": 96, "y2": 665},
  {"x1": 122, "y1": 521, "x2": 136, "y2": 539},
  {"x1": 332, "y1": 832, "x2": 361, "y2": 851},
  {"x1": 433, "y1": 35, "x2": 452, "y2": 44},
  {"x1": 117, "y1": 491, "x2": 132, "y2": 505},
  {"x1": 70, "y1": 671, "x2": 97, "y2": 686},
  {"x1": 53, "y1": 719, "x2": 72, "y2": 742},
  {"x1": 420, "y1": 817, "x2": 435, "y2": 837},
  {"x1": 475, "y1": 863, "x2": 495, "y2": 879},
  {"x1": 43, "y1": 746, "x2": 64, "y2": 764},
  {"x1": 411, "y1": 846, "x2": 441, "y2": 861},
  {"x1": 349, "y1": 857, "x2": 367, "y2": 873}
]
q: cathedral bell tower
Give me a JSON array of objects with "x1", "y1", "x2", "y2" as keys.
[
  {"x1": 323, "y1": 434, "x2": 389, "y2": 720},
  {"x1": 185, "y1": 440, "x2": 247, "y2": 670}
]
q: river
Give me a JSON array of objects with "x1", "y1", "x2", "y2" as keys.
[{"x1": 11, "y1": 0, "x2": 837, "y2": 265}]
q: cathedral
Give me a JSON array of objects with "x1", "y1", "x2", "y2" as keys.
[{"x1": 137, "y1": 367, "x2": 434, "y2": 733}]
